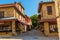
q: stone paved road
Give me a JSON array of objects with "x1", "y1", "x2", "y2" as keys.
[{"x1": 0, "y1": 30, "x2": 59, "y2": 40}]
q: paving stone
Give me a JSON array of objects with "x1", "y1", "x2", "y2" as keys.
[{"x1": 0, "y1": 30, "x2": 59, "y2": 40}]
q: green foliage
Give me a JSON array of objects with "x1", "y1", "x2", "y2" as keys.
[{"x1": 30, "y1": 14, "x2": 38, "y2": 29}]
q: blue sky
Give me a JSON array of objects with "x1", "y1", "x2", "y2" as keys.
[{"x1": 0, "y1": 0, "x2": 49, "y2": 16}]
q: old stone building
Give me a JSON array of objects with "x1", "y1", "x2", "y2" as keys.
[
  {"x1": 55, "y1": 0, "x2": 60, "y2": 39},
  {"x1": 38, "y1": 1, "x2": 58, "y2": 36},
  {"x1": 0, "y1": 2, "x2": 32, "y2": 36}
]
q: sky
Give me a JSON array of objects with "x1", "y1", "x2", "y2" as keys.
[{"x1": 0, "y1": 0, "x2": 50, "y2": 16}]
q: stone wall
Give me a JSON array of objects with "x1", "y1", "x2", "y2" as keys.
[{"x1": 44, "y1": 22, "x2": 58, "y2": 36}]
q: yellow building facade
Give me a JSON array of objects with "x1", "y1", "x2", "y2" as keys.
[
  {"x1": 38, "y1": 1, "x2": 58, "y2": 36},
  {"x1": 0, "y1": 2, "x2": 32, "y2": 36}
]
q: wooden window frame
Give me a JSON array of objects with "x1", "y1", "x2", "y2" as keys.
[
  {"x1": 47, "y1": 6, "x2": 52, "y2": 15},
  {"x1": 49, "y1": 23, "x2": 58, "y2": 33}
]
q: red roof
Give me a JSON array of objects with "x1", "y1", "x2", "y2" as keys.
[
  {"x1": 25, "y1": 15, "x2": 31, "y2": 22},
  {"x1": 0, "y1": 2, "x2": 24, "y2": 9}
]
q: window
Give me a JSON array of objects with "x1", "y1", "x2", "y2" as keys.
[
  {"x1": 20, "y1": 15, "x2": 21, "y2": 20},
  {"x1": 21, "y1": 8, "x2": 24, "y2": 14},
  {"x1": 0, "y1": 25, "x2": 11, "y2": 32},
  {"x1": 49, "y1": 23, "x2": 58, "y2": 33},
  {"x1": 47, "y1": 6, "x2": 52, "y2": 15},
  {"x1": 19, "y1": 6, "x2": 21, "y2": 11},
  {"x1": 0, "y1": 11, "x2": 4, "y2": 18}
]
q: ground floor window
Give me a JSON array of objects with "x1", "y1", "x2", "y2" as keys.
[
  {"x1": 0, "y1": 25, "x2": 11, "y2": 32},
  {"x1": 49, "y1": 23, "x2": 58, "y2": 33}
]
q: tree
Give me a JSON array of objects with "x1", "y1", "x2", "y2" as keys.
[{"x1": 30, "y1": 14, "x2": 38, "y2": 29}]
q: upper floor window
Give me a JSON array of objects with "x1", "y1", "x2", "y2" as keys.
[
  {"x1": 47, "y1": 6, "x2": 52, "y2": 15},
  {"x1": 0, "y1": 11, "x2": 4, "y2": 18},
  {"x1": 19, "y1": 6, "x2": 21, "y2": 11},
  {"x1": 22, "y1": 8, "x2": 24, "y2": 14}
]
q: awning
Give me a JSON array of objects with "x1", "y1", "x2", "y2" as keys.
[
  {"x1": 0, "y1": 17, "x2": 17, "y2": 23},
  {"x1": 18, "y1": 20, "x2": 26, "y2": 25},
  {"x1": 40, "y1": 18, "x2": 56, "y2": 23},
  {"x1": 0, "y1": 17, "x2": 30, "y2": 25}
]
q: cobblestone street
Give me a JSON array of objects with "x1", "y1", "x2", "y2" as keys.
[{"x1": 0, "y1": 30, "x2": 59, "y2": 40}]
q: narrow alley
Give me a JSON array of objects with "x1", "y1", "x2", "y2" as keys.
[{"x1": 0, "y1": 30, "x2": 59, "y2": 40}]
